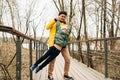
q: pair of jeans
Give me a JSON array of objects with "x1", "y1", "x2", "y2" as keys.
[{"x1": 34, "y1": 46, "x2": 60, "y2": 71}]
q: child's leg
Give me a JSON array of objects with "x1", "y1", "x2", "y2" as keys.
[
  {"x1": 34, "y1": 46, "x2": 54, "y2": 65},
  {"x1": 35, "y1": 46, "x2": 60, "y2": 73},
  {"x1": 30, "y1": 46, "x2": 55, "y2": 71}
]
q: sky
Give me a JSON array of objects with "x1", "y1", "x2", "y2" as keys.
[
  {"x1": 0, "y1": 0, "x2": 120, "y2": 38},
  {"x1": 0, "y1": 0, "x2": 59, "y2": 38},
  {"x1": 16, "y1": 0, "x2": 58, "y2": 38},
  {"x1": 0, "y1": 0, "x2": 96, "y2": 38}
]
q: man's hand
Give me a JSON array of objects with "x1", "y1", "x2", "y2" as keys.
[
  {"x1": 54, "y1": 17, "x2": 59, "y2": 21},
  {"x1": 69, "y1": 21, "x2": 73, "y2": 25}
]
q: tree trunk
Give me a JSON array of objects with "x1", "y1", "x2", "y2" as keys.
[
  {"x1": 110, "y1": 0, "x2": 115, "y2": 37},
  {"x1": 69, "y1": 0, "x2": 73, "y2": 22},
  {"x1": 115, "y1": 4, "x2": 120, "y2": 37},
  {"x1": 82, "y1": 0, "x2": 88, "y2": 40},
  {"x1": 53, "y1": 0, "x2": 60, "y2": 12},
  {"x1": 100, "y1": 0, "x2": 104, "y2": 50},
  {"x1": 103, "y1": 0, "x2": 107, "y2": 38},
  {"x1": 6, "y1": 0, "x2": 15, "y2": 28}
]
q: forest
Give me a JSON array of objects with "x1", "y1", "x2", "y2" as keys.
[{"x1": 0, "y1": 0, "x2": 120, "y2": 80}]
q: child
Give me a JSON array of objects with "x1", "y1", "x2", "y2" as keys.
[{"x1": 30, "y1": 19, "x2": 72, "y2": 73}]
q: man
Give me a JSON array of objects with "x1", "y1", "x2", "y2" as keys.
[
  {"x1": 46, "y1": 11, "x2": 73, "y2": 80},
  {"x1": 30, "y1": 11, "x2": 72, "y2": 75}
]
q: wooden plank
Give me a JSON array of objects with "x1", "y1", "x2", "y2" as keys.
[
  {"x1": 33, "y1": 54, "x2": 112, "y2": 80},
  {"x1": 71, "y1": 60, "x2": 97, "y2": 80},
  {"x1": 55, "y1": 60, "x2": 64, "y2": 80},
  {"x1": 70, "y1": 63, "x2": 88, "y2": 80},
  {"x1": 72, "y1": 59, "x2": 112, "y2": 80},
  {"x1": 72, "y1": 59, "x2": 102, "y2": 80}
]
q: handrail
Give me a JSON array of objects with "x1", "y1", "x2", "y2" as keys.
[
  {"x1": 0, "y1": 25, "x2": 40, "y2": 41},
  {"x1": 69, "y1": 37, "x2": 120, "y2": 43},
  {"x1": 0, "y1": 25, "x2": 47, "y2": 80},
  {"x1": 68, "y1": 36, "x2": 120, "y2": 79}
]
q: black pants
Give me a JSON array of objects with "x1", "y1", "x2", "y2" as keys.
[{"x1": 34, "y1": 46, "x2": 60, "y2": 70}]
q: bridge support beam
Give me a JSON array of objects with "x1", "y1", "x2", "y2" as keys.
[
  {"x1": 104, "y1": 39, "x2": 108, "y2": 78},
  {"x1": 16, "y1": 36, "x2": 22, "y2": 80},
  {"x1": 29, "y1": 40, "x2": 33, "y2": 80},
  {"x1": 36, "y1": 42, "x2": 38, "y2": 61}
]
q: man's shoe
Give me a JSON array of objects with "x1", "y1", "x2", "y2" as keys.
[
  {"x1": 48, "y1": 76, "x2": 54, "y2": 80},
  {"x1": 64, "y1": 75, "x2": 74, "y2": 80},
  {"x1": 30, "y1": 64, "x2": 37, "y2": 71}
]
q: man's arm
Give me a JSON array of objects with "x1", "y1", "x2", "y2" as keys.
[{"x1": 46, "y1": 19, "x2": 56, "y2": 30}]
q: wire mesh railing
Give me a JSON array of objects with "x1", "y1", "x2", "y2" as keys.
[
  {"x1": 68, "y1": 37, "x2": 120, "y2": 80},
  {"x1": 0, "y1": 25, "x2": 48, "y2": 80}
]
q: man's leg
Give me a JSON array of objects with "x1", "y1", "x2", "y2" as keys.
[
  {"x1": 61, "y1": 46, "x2": 73, "y2": 79},
  {"x1": 61, "y1": 46, "x2": 70, "y2": 76}
]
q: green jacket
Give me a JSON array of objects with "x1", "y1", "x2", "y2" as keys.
[{"x1": 54, "y1": 21, "x2": 72, "y2": 48}]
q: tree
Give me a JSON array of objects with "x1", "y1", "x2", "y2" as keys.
[{"x1": 115, "y1": 1, "x2": 120, "y2": 37}]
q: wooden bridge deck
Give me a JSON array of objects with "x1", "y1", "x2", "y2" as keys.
[{"x1": 32, "y1": 54, "x2": 111, "y2": 80}]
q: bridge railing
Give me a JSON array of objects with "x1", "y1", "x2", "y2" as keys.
[
  {"x1": 0, "y1": 25, "x2": 48, "y2": 80},
  {"x1": 68, "y1": 37, "x2": 120, "y2": 79}
]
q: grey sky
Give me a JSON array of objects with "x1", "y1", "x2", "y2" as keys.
[{"x1": 17, "y1": 0, "x2": 58, "y2": 37}]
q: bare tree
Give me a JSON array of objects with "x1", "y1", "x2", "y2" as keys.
[
  {"x1": 53, "y1": 0, "x2": 65, "y2": 11},
  {"x1": 76, "y1": 0, "x2": 84, "y2": 62},
  {"x1": 52, "y1": 0, "x2": 75, "y2": 21},
  {"x1": 5, "y1": 0, "x2": 15, "y2": 28},
  {"x1": 94, "y1": 2, "x2": 100, "y2": 51},
  {"x1": 0, "y1": 0, "x2": 5, "y2": 42},
  {"x1": 82, "y1": 0, "x2": 88, "y2": 40},
  {"x1": 115, "y1": 2, "x2": 120, "y2": 37},
  {"x1": 109, "y1": 0, "x2": 116, "y2": 37},
  {"x1": 69, "y1": 0, "x2": 73, "y2": 22},
  {"x1": 0, "y1": 0, "x2": 3, "y2": 24},
  {"x1": 53, "y1": 0, "x2": 60, "y2": 11}
]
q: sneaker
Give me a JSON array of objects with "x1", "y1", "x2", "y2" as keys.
[
  {"x1": 48, "y1": 76, "x2": 54, "y2": 80},
  {"x1": 64, "y1": 75, "x2": 74, "y2": 80},
  {"x1": 30, "y1": 64, "x2": 37, "y2": 71},
  {"x1": 35, "y1": 67, "x2": 41, "y2": 73}
]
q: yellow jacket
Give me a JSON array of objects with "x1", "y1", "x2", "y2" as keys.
[{"x1": 46, "y1": 19, "x2": 68, "y2": 47}]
